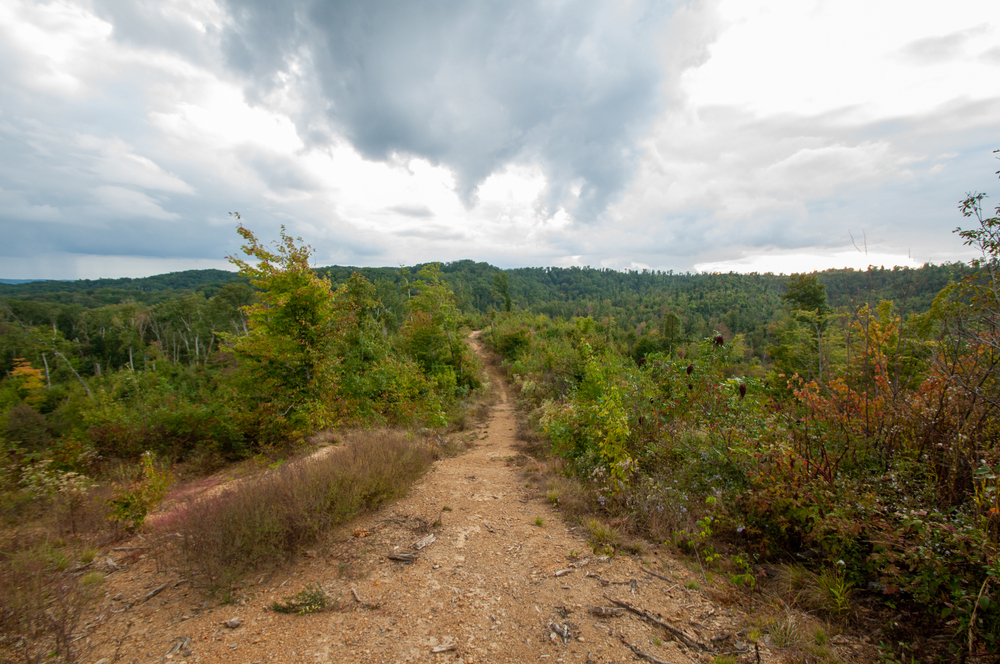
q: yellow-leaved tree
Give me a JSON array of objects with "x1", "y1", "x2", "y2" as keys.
[{"x1": 225, "y1": 220, "x2": 343, "y2": 445}]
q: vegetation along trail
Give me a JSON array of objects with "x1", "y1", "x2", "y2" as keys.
[{"x1": 79, "y1": 332, "x2": 815, "y2": 664}]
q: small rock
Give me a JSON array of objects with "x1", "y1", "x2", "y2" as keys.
[{"x1": 224, "y1": 618, "x2": 242, "y2": 629}]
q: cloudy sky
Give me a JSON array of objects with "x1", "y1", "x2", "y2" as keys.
[{"x1": 1, "y1": 0, "x2": 998, "y2": 279}]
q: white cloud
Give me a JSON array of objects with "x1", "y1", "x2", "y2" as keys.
[
  {"x1": 682, "y1": 0, "x2": 1000, "y2": 119},
  {"x1": 0, "y1": 0, "x2": 113, "y2": 95},
  {"x1": 151, "y1": 83, "x2": 304, "y2": 153},
  {"x1": 695, "y1": 247, "x2": 922, "y2": 274},
  {"x1": 83, "y1": 137, "x2": 196, "y2": 194},
  {"x1": 92, "y1": 186, "x2": 179, "y2": 220}
]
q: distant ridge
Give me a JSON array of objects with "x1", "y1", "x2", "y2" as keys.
[
  {"x1": 0, "y1": 269, "x2": 245, "y2": 304},
  {"x1": 0, "y1": 278, "x2": 66, "y2": 285},
  {"x1": 0, "y1": 262, "x2": 973, "y2": 318}
]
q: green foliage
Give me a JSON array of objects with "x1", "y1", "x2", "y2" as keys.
[
  {"x1": 542, "y1": 345, "x2": 636, "y2": 481},
  {"x1": 107, "y1": 452, "x2": 172, "y2": 533},
  {"x1": 225, "y1": 221, "x2": 344, "y2": 443},
  {"x1": 400, "y1": 264, "x2": 480, "y2": 400},
  {"x1": 493, "y1": 271, "x2": 513, "y2": 312},
  {"x1": 83, "y1": 364, "x2": 242, "y2": 460},
  {"x1": 4, "y1": 402, "x2": 52, "y2": 452},
  {"x1": 272, "y1": 584, "x2": 335, "y2": 614}
]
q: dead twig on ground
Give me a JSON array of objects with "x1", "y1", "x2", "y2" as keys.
[
  {"x1": 350, "y1": 587, "x2": 380, "y2": 610},
  {"x1": 586, "y1": 572, "x2": 632, "y2": 586},
  {"x1": 604, "y1": 596, "x2": 708, "y2": 652},
  {"x1": 619, "y1": 634, "x2": 676, "y2": 664},
  {"x1": 641, "y1": 567, "x2": 673, "y2": 582}
]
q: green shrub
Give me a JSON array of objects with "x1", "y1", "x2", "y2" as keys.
[
  {"x1": 4, "y1": 403, "x2": 51, "y2": 451},
  {"x1": 272, "y1": 584, "x2": 335, "y2": 614},
  {"x1": 107, "y1": 452, "x2": 172, "y2": 533}
]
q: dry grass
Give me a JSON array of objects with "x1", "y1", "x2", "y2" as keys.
[
  {"x1": 0, "y1": 531, "x2": 108, "y2": 664},
  {"x1": 741, "y1": 601, "x2": 845, "y2": 662},
  {"x1": 155, "y1": 429, "x2": 434, "y2": 597}
]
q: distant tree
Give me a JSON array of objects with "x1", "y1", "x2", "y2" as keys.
[
  {"x1": 782, "y1": 273, "x2": 832, "y2": 381},
  {"x1": 660, "y1": 311, "x2": 682, "y2": 353},
  {"x1": 400, "y1": 264, "x2": 479, "y2": 396},
  {"x1": 493, "y1": 272, "x2": 513, "y2": 312}
]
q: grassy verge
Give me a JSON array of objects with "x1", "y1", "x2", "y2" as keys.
[{"x1": 154, "y1": 429, "x2": 435, "y2": 597}]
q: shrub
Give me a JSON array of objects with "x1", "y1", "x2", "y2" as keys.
[
  {"x1": 107, "y1": 452, "x2": 172, "y2": 533},
  {"x1": 4, "y1": 403, "x2": 51, "y2": 452},
  {"x1": 272, "y1": 584, "x2": 336, "y2": 614},
  {"x1": 159, "y1": 430, "x2": 433, "y2": 595},
  {"x1": 0, "y1": 537, "x2": 99, "y2": 664}
]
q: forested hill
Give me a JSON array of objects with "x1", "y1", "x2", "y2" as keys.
[
  {"x1": 3, "y1": 261, "x2": 966, "y2": 312},
  {"x1": 323, "y1": 260, "x2": 969, "y2": 355},
  {"x1": 1, "y1": 261, "x2": 969, "y2": 359},
  {"x1": 0, "y1": 269, "x2": 246, "y2": 306}
]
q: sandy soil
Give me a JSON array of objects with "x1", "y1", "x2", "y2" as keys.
[{"x1": 78, "y1": 333, "x2": 868, "y2": 664}]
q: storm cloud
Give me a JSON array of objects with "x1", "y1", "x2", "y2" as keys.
[{"x1": 216, "y1": 0, "x2": 678, "y2": 219}]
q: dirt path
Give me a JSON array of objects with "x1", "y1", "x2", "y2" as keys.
[{"x1": 84, "y1": 333, "x2": 774, "y2": 664}]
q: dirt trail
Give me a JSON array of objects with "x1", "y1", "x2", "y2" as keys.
[{"x1": 84, "y1": 333, "x2": 766, "y2": 664}]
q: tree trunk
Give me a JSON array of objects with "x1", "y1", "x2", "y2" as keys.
[{"x1": 42, "y1": 352, "x2": 51, "y2": 389}]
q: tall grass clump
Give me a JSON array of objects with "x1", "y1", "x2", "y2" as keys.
[
  {"x1": 159, "y1": 430, "x2": 433, "y2": 595},
  {"x1": 0, "y1": 534, "x2": 104, "y2": 664}
]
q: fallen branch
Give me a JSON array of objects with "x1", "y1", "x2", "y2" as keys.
[
  {"x1": 586, "y1": 572, "x2": 633, "y2": 586},
  {"x1": 587, "y1": 606, "x2": 625, "y2": 618},
  {"x1": 138, "y1": 582, "x2": 168, "y2": 604},
  {"x1": 641, "y1": 567, "x2": 673, "y2": 583},
  {"x1": 604, "y1": 596, "x2": 708, "y2": 652},
  {"x1": 619, "y1": 634, "x2": 676, "y2": 664}
]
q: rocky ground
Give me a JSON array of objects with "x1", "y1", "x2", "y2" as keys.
[{"x1": 78, "y1": 334, "x2": 873, "y2": 664}]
